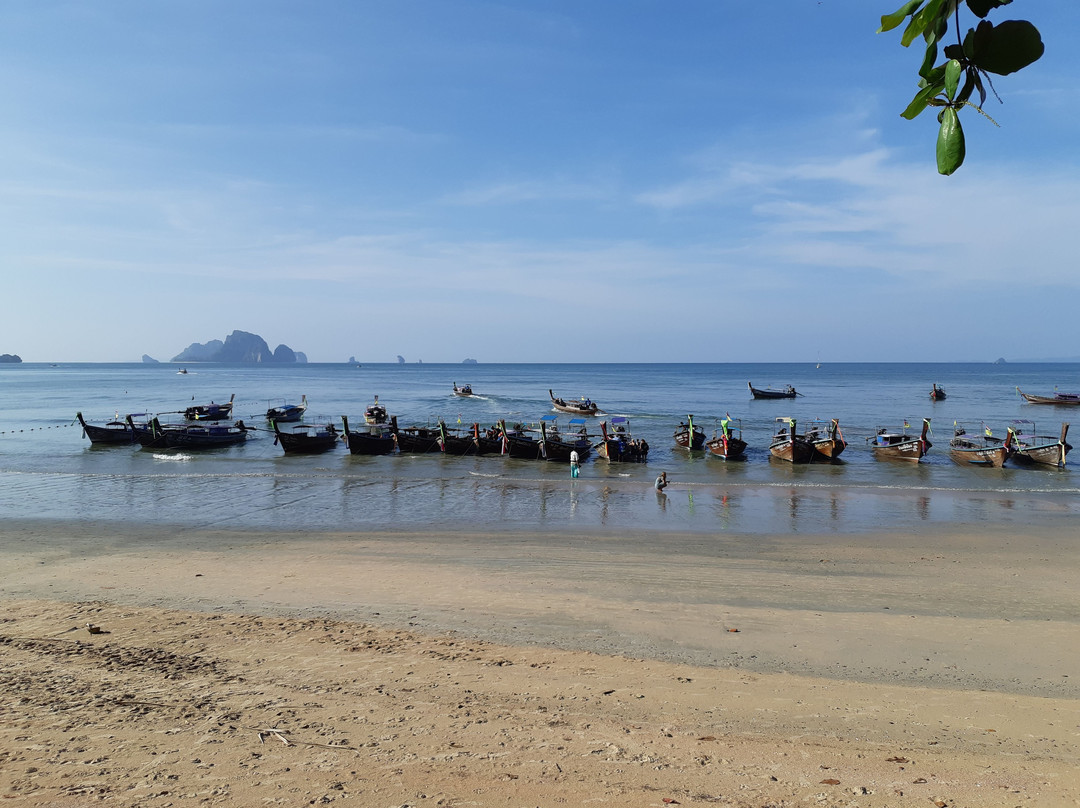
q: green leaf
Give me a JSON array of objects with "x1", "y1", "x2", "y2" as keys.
[
  {"x1": 971, "y1": 19, "x2": 1044, "y2": 75},
  {"x1": 879, "y1": 0, "x2": 925, "y2": 33},
  {"x1": 966, "y1": 0, "x2": 1011, "y2": 19},
  {"x1": 918, "y1": 41, "x2": 939, "y2": 78},
  {"x1": 901, "y1": 0, "x2": 944, "y2": 47},
  {"x1": 902, "y1": 83, "x2": 943, "y2": 120},
  {"x1": 936, "y1": 107, "x2": 966, "y2": 175},
  {"x1": 944, "y1": 59, "x2": 962, "y2": 100}
]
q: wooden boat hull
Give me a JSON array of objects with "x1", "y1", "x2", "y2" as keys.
[
  {"x1": 1010, "y1": 424, "x2": 1071, "y2": 468},
  {"x1": 77, "y1": 412, "x2": 136, "y2": 445},
  {"x1": 949, "y1": 445, "x2": 1009, "y2": 467},
  {"x1": 185, "y1": 394, "x2": 235, "y2": 421},
  {"x1": 596, "y1": 439, "x2": 648, "y2": 462},
  {"x1": 930, "y1": 385, "x2": 946, "y2": 401},
  {"x1": 394, "y1": 430, "x2": 443, "y2": 453},
  {"x1": 341, "y1": 416, "x2": 396, "y2": 455},
  {"x1": 273, "y1": 422, "x2": 338, "y2": 454},
  {"x1": 1016, "y1": 387, "x2": 1080, "y2": 406},
  {"x1": 438, "y1": 423, "x2": 478, "y2": 456},
  {"x1": 748, "y1": 382, "x2": 797, "y2": 400},
  {"x1": 871, "y1": 438, "x2": 928, "y2": 461},
  {"x1": 267, "y1": 396, "x2": 307, "y2": 423},
  {"x1": 549, "y1": 390, "x2": 600, "y2": 416},
  {"x1": 166, "y1": 423, "x2": 249, "y2": 449},
  {"x1": 705, "y1": 435, "x2": 747, "y2": 460},
  {"x1": 769, "y1": 438, "x2": 815, "y2": 463}
]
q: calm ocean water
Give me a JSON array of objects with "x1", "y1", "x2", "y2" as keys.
[{"x1": 1, "y1": 361, "x2": 1077, "y2": 535}]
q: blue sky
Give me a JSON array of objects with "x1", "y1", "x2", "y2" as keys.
[{"x1": 1, "y1": 1, "x2": 1077, "y2": 363}]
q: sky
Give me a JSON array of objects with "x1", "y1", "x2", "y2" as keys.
[{"x1": 1, "y1": 1, "x2": 1078, "y2": 363}]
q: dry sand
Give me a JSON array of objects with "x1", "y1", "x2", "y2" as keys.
[{"x1": 2, "y1": 519, "x2": 1079, "y2": 807}]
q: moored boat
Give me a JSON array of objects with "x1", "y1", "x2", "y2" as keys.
[
  {"x1": 673, "y1": 415, "x2": 706, "y2": 450},
  {"x1": 266, "y1": 395, "x2": 308, "y2": 423},
  {"x1": 769, "y1": 417, "x2": 815, "y2": 463},
  {"x1": 76, "y1": 411, "x2": 140, "y2": 445},
  {"x1": 805, "y1": 418, "x2": 846, "y2": 461},
  {"x1": 704, "y1": 415, "x2": 747, "y2": 460},
  {"x1": 341, "y1": 415, "x2": 396, "y2": 455},
  {"x1": 390, "y1": 416, "x2": 443, "y2": 453},
  {"x1": 930, "y1": 384, "x2": 947, "y2": 401},
  {"x1": 137, "y1": 416, "x2": 250, "y2": 449},
  {"x1": 1000, "y1": 421, "x2": 1070, "y2": 468},
  {"x1": 503, "y1": 416, "x2": 591, "y2": 461},
  {"x1": 272, "y1": 420, "x2": 339, "y2": 454},
  {"x1": 438, "y1": 420, "x2": 479, "y2": 455},
  {"x1": 549, "y1": 390, "x2": 601, "y2": 416},
  {"x1": 452, "y1": 382, "x2": 474, "y2": 397},
  {"x1": 748, "y1": 382, "x2": 799, "y2": 400},
  {"x1": 595, "y1": 417, "x2": 649, "y2": 462},
  {"x1": 476, "y1": 423, "x2": 509, "y2": 455},
  {"x1": 949, "y1": 424, "x2": 1014, "y2": 467},
  {"x1": 1016, "y1": 387, "x2": 1080, "y2": 406},
  {"x1": 868, "y1": 418, "x2": 932, "y2": 462},
  {"x1": 184, "y1": 393, "x2": 235, "y2": 421}
]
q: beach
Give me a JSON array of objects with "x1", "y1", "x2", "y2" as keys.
[{"x1": 2, "y1": 519, "x2": 1080, "y2": 806}]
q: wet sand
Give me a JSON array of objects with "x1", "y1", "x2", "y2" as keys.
[{"x1": 2, "y1": 518, "x2": 1080, "y2": 806}]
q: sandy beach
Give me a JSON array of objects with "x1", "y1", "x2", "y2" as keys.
[{"x1": 2, "y1": 518, "x2": 1080, "y2": 806}]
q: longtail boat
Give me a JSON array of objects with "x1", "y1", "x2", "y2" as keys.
[
  {"x1": 76, "y1": 411, "x2": 140, "y2": 445},
  {"x1": 595, "y1": 417, "x2": 649, "y2": 462},
  {"x1": 266, "y1": 395, "x2": 308, "y2": 422},
  {"x1": 705, "y1": 415, "x2": 747, "y2": 460},
  {"x1": 390, "y1": 416, "x2": 443, "y2": 453},
  {"x1": 341, "y1": 415, "x2": 396, "y2": 455},
  {"x1": 673, "y1": 414, "x2": 706, "y2": 450},
  {"x1": 869, "y1": 418, "x2": 932, "y2": 462},
  {"x1": 1016, "y1": 387, "x2": 1080, "y2": 406},
  {"x1": 949, "y1": 424, "x2": 1014, "y2": 467},
  {"x1": 138, "y1": 416, "x2": 249, "y2": 449},
  {"x1": 806, "y1": 418, "x2": 846, "y2": 461},
  {"x1": 272, "y1": 420, "x2": 339, "y2": 454},
  {"x1": 930, "y1": 384, "x2": 947, "y2": 401},
  {"x1": 748, "y1": 382, "x2": 799, "y2": 399},
  {"x1": 452, "y1": 383, "x2": 474, "y2": 397},
  {"x1": 184, "y1": 393, "x2": 235, "y2": 421},
  {"x1": 769, "y1": 417, "x2": 815, "y2": 463},
  {"x1": 1000, "y1": 421, "x2": 1070, "y2": 468},
  {"x1": 438, "y1": 420, "x2": 479, "y2": 455},
  {"x1": 549, "y1": 390, "x2": 602, "y2": 416}
]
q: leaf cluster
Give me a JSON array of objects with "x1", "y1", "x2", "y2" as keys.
[{"x1": 879, "y1": 0, "x2": 1043, "y2": 174}]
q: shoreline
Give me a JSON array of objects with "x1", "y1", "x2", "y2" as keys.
[
  {"x1": 2, "y1": 518, "x2": 1078, "y2": 697},
  {"x1": 3, "y1": 518, "x2": 1080, "y2": 805}
]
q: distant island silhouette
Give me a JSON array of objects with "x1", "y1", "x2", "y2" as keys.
[
  {"x1": 171, "y1": 330, "x2": 307, "y2": 363},
  {"x1": 0, "y1": 353, "x2": 22, "y2": 363}
]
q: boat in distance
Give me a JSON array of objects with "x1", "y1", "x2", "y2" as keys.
[
  {"x1": 748, "y1": 382, "x2": 799, "y2": 399},
  {"x1": 930, "y1": 384, "x2": 946, "y2": 401},
  {"x1": 868, "y1": 418, "x2": 932, "y2": 462},
  {"x1": 271, "y1": 419, "x2": 339, "y2": 454},
  {"x1": 549, "y1": 390, "x2": 601, "y2": 416},
  {"x1": 949, "y1": 424, "x2": 1014, "y2": 467},
  {"x1": 1016, "y1": 387, "x2": 1080, "y2": 406},
  {"x1": 452, "y1": 382, "x2": 474, "y2": 397},
  {"x1": 341, "y1": 415, "x2": 396, "y2": 455},
  {"x1": 184, "y1": 393, "x2": 235, "y2": 421},
  {"x1": 704, "y1": 415, "x2": 747, "y2": 460},
  {"x1": 364, "y1": 396, "x2": 389, "y2": 425},
  {"x1": 266, "y1": 395, "x2": 308, "y2": 423}
]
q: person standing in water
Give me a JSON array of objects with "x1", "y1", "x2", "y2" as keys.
[{"x1": 570, "y1": 449, "x2": 580, "y2": 478}]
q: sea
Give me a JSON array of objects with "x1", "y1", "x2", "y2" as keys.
[{"x1": 1, "y1": 361, "x2": 1078, "y2": 536}]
